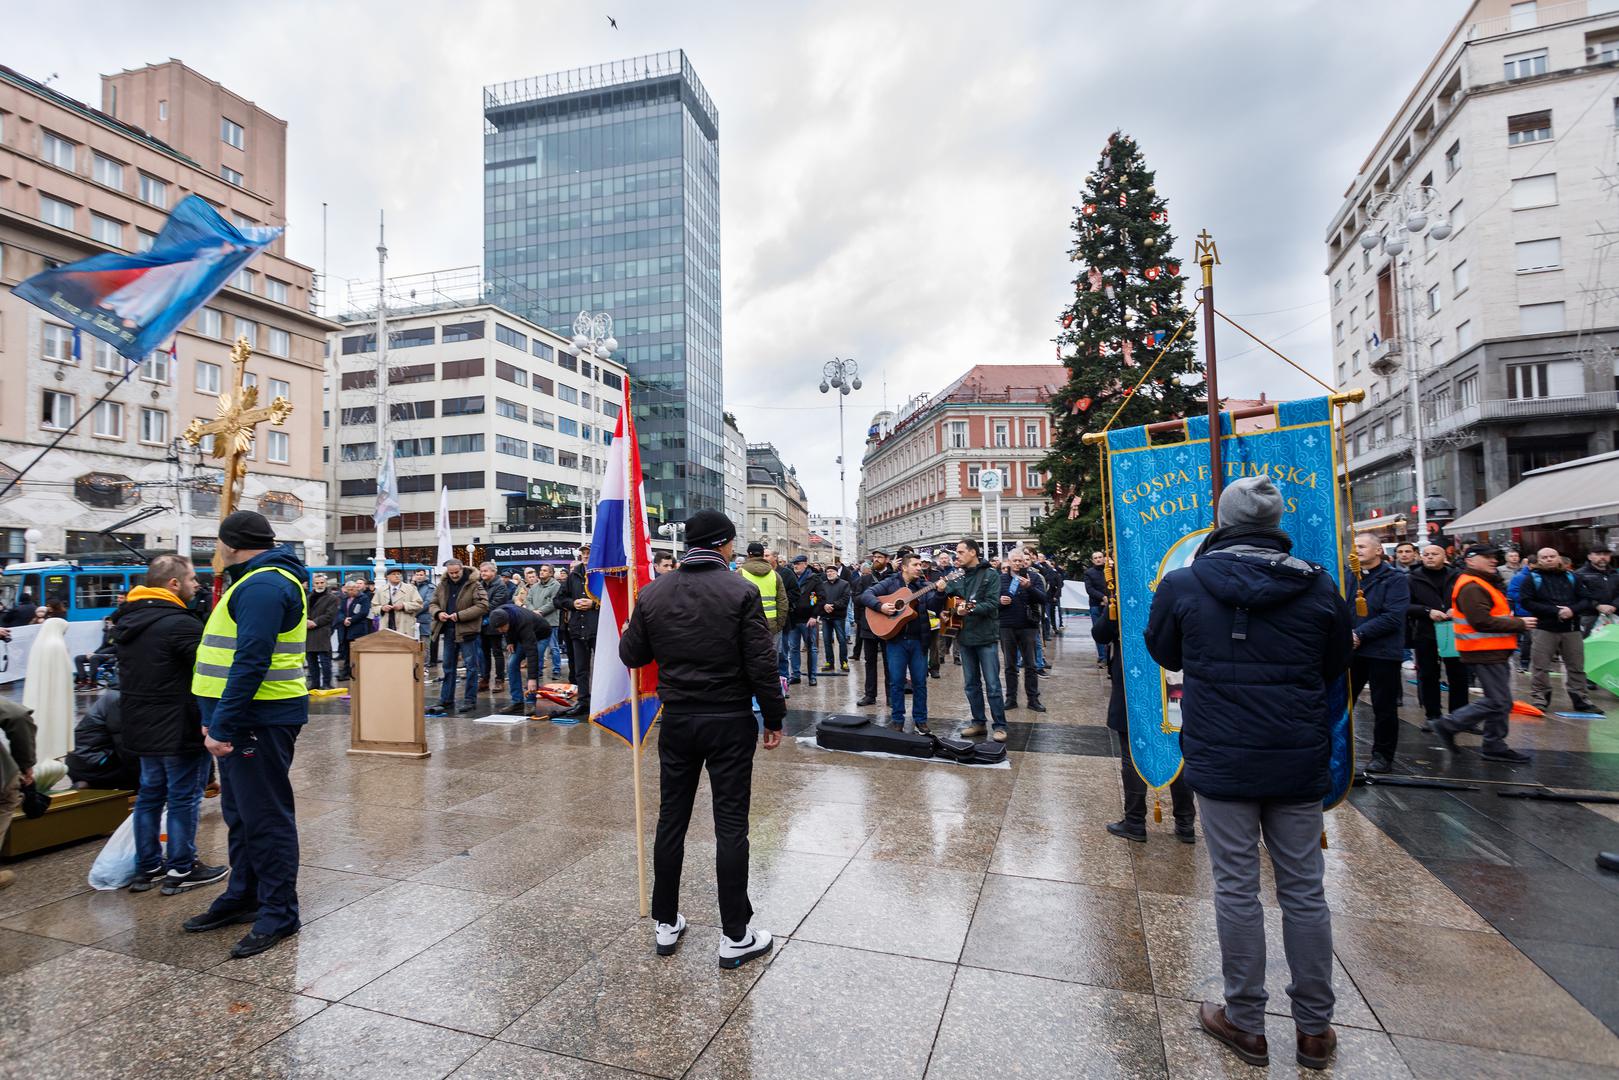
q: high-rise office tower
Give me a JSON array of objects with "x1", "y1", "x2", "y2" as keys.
[{"x1": 483, "y1": 51, "x2": 722, "y2": 524}]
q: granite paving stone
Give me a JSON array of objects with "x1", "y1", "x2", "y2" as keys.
[
  {"x1": 794, "y1": 858, "x2": 983, "y2": 963},
  {"x1": 227, "y1": 1001, "x2": 487, "y2": 1079},
  {"x1": 0, "y1": 947, "x2": 181, "y2": 1055},
  {"x1": 448, "y1": 1043, "x2": 655, "y2": 1079},
  {"x1": 961, "y1": 873, "x2": 1153, "y2": 992},
  {"x1": 1155, "y1": 997, "x2": 1411, "y2": 1079}
]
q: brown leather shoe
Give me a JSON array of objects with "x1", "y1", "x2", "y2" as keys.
[
  {"x1": 1199, "y1": 1001, "x2": 1268, "y2": 1067},
  {"x1": 1297, "y1": 1026, "x2": 1337, "y2": 1070}
]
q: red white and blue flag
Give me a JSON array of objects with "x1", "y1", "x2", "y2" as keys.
[{"x1": 587, "y1": 383, "x2": 661, "y2": 747}]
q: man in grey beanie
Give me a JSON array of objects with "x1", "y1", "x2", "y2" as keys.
[{"x1": 1145, "y1": 475, "x2": 1354, "y2": 1071}]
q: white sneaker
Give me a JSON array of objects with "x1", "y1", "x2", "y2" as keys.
[
  {"x1": 655, "y1": 913, "x2": 687, "y2": 956},
  {"x1": 718, "y1": 927, "x2": 773, "y2": 969}
]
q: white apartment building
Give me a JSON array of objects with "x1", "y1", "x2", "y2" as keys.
[
  {"x1": 325, "y1": 290, "x2": 627, "y2": 566},
  {"x1": 1327, "y1": 0, "x2": 1619, "y2": 543},
  {"x1": 808, "y1": 514, "x2": 856, "y2": 561},
  {"x1": 723, "y1": 414, "x2": 748, "y2": 530}
]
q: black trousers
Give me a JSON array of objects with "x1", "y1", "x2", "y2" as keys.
[
  {"x1": 652, "y1": 710, "x2": 758, "y2": 940},
  {"x1": 860, "y1": 636, "x2": 889, "y2": 700},
  {"x1": 571, "y1": 636, "x2": 594, "y2": 702},
  {"x1": 1413, "y1": 636, "x2": 1470, "y2": 718},
  {"x1": 1116, "y1": 729, "x2": 1193, "y2": 826},
  {"x1": 480, "y1": 634, "x2": 504, "y2": 683},
  {"x1": 1350, "y1": 656, "x2": 1403, "y2": 761},
  {"x1": 212, "y1": 725, "x2": 301, "y2": 936},
  {"x1": 1000, "y1": 625, "x2": 1041, "y2": 704}
]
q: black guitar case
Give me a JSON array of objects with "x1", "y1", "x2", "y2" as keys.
[
  {"x1": 815, "y1": 715, "x2": 936, "y2": 758},
  {"x1": 932, "y1": 735, "x2": 1008, "y2": 766}
]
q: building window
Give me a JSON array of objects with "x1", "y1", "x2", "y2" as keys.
[
  {"x1": 42, "y1": 391, "x2": 74, "y2": 429},
  {"x1": 221, "y1": 165, "x2": 244, "y2": 186},
  {"x1": 440, "y1": 358, "x2": 485, "y2": 380},
  {"x1": 1351, "y1": 350, "x2": 1361, "y2": 373},
  {"x1": 1509, "y1": 0, "x2": 1537, "y2": 31},
  {"x1": 265, "y1": 278, "x2": 289, "y2": 303},
  {"x1": 1515, "y1": 237, "x2": 1561, "y2": 272},
  {"x1": 533, "y1": 444, "x2": 555, "y2": 464},
  {"x1": 341, "y1": 406, "x2": 376, "y2": 425},
  {"x1": 533, "y1": 409, "x2": 555, "y2": 430},
  {"x1": 496, "y1": 434, "x2": 528, "y2": 458},
  {"x1": 1335, "y1": 321, "x2": 1345, "y2": 344},
  {"x1": 269, "y1": 378, "x2": 291, "y2": 401},
  {"x1": 41, "y1": 130, "x2": 75, "y2": 169},
  {"x1": 443, "y1": 470, "x2": 484, "y2": 490},
  {"x1": 1458, "y1": 374, "x2": 1479, "y2": 408},
  {"x1": 442, "y1": 395, "x2": 485, "y2": 417},
  {"x1": 1456, "y1": 320, "x2": 1474, "y2": 352},
  {"x1": 1332, "y1": 279, "x2": 1342, "y2": 302},
  {"x1": 1444, "y1": 140, "x2": 1461, "y2": 178},
  {"x1": 1451, "y1": 260, "x2": 1469, "y2": 294},
  {"x1": 39, "y1": 194, "x2": 75, "y2": 229},
  {"x1": 1349, "y1": 306, "x2": 1359, "y2": 329},
  {"x1": 1449, "y1": 200, "x2": 1465, "y2": 233},
  {"x1": 442, "y1": 433, "x2": 484, "y2": 455},
  {"x1": 243, "y1": 372, "x2": 258, "y2": 392},
  {"x1": 258, "y1": 491, "x2": 303, "y2": 521},
  {"x1": 1024, "y1": 421, "x2": 1040, "y2": 447},
  {"x1": 1506, "y1": 362, "x2": 1549, "y2": 399},
  {"x1": 1025, "y1": 465, "x2": 1042, "y2": 488},
  {"x1": 92, "y1": 339, "x2": 122, "y2": 373},
  {"x1": 138, "y1": 174, "x2": 168, "y2": 208},
  {"x1": 558, "y1": 385, "x2": 579, "y2": 405},
  {"x1": 266, "y1": 430, "x2": 290, "y2": 464},
  {"x1": 91, "y1": 153, "x2": 124, "y2": 189},
  {"x1": 495, "y1": 324, "x2": 527, "y2": 350},
  {"x1": 199, "y1": 308, "x2": 223, "y2": 338},
  {"x1": 136, "y1": 229, "x2": 156, "y2": 252},
  {"x1": 442, "y1": 320, "x2": 485, "y2": 343},
  {"x1": 340, "y1": 442, "x2": 377, "y2": 462},
  {"x1": 236, "y1": 319, "x2": 257, "y2": 348},
  {"x1": 196, "y1": 361, "x2": 222, "y2": 394},
  {"x1": 1519, "y1": 301, "x2": 1565, "y2": 334},
  {"x1": 141, "y1": 350, "x2": 171, "y2": 384},
  {"x1": 1510, "y1": 174, "x2": 1557, "y2": 209},
  {"x1": 992, "y1": 422, "x2": 1009, "y2": 448},
  {"x1": 557, "y1": 416, "x2": 579, "y2": 437},
  {"x1": 234, "y1": 269, "x2": 254, "y2": 294},
  {"x1": 394, "y1": 437, "x2": 434, "y2": 458},
  {"x1": 138, "y1": 407, "x2": 168, "y2": 444},
  {"x1": 496, "y1": 360, "x2": 527, "y2": 387},
  {"x1": 1504, "y1": 49, "x2": 1547, "y2": 80},
  {"x1": 41, "y1": 323, "x2": 75, "y2": 363},
  {"x1": 532, "y1": 339, "x2": 554, "y2": 360},
  {"x1": 389, "y1": 362, "x2": 435, "y2": 385},
  {"x1": 221, "y1": 117, "x2": 245, "y2": 149},
  {"x1": 92, "y1": 401, "x2": 123, "y2": 439},
  {"x1": 968, "y1": 463, "x2": 981, "y2": 489},
  {"x1": 496, "y1": 398, "x2": 527, "y2": 422},
  {"x1": 266, "y1": 328, "x2": 290, "y2": 357},
  {"x1": 1507, "y1": 110, "x2": 1552, "y2": 145},
  {"x1": 232, "y1": 211, "x2": 255, "y2": 230}
]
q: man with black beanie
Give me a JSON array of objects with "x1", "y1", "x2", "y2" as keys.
[{"x1": 620, "y1": 509, "x2": 783, "y2": 969}]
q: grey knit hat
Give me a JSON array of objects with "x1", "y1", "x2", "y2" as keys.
[{"x1": 1217, "y1": 476, "x2": 1284, "y2": 529}]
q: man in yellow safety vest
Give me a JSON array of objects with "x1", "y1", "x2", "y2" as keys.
[{"x1": 183, "y1": 510, "x2": 309, "y2": 959}]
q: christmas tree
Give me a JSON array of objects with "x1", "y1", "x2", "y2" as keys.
[{"x1": 1038, "y1": 131, "x2": 1207, "y2": 561}]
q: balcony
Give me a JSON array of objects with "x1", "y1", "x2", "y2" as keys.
[{"x1": 1426, "y1": 391, "x2": 1619, "y2": 435}]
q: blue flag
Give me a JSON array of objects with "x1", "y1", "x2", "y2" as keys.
[{"x1": 11, "y1": 195, "x2": 283, "y2": 361}]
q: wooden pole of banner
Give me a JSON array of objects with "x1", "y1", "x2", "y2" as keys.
[
  {"x1": 1195, "y1": 230, "x2": 1224, "y2": 507},
  {"x1": 623, "y1": 381, "x2": 650, "y2": 919}
]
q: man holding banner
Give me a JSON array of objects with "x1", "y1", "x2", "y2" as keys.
[{"x1": 1145, "y1": 475, "x2": 1353, "y2": 1071}]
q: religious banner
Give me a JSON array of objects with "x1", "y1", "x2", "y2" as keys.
[
  {"x1": 1104, "y1": 395, "x2": 1353, "y2": 807},
  {"x1": 12, "y1": 195, "x2": 282, "y2": 360}
]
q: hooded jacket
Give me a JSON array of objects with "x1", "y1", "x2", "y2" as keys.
[
  {"x1": 738, "y1": 556, "x2": 788, "y2": 635},
  {"x1": 111, "y1": 586, "x2": 205, "y2": 756},
  {"x1": 199, "y1": 547, "x2": 310, "y2": 745},
  {"x1": 1144, "y1": 528, "x2": 1354, "y2": 802}
]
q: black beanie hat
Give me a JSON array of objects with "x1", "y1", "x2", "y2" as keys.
[
  {"x1": 218, "y1": 510, "x2": 277, "y2": 550},
  {"x1": 683, "y1": 509, "x2": 736, "y2": 549}
]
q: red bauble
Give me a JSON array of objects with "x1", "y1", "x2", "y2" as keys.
[
  {"x1": 1076, "y1": 396, "x2": 1093, "y2": 412},
  {"x1": 1167, "y1": 262, "x2": 1181, "y2": 275},
  {"x1": 1082, "y1": 203, "x2": 1097, "y2": 216}
]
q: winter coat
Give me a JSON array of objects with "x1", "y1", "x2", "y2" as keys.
[
  {"x1": 999, "y1": 569, "x2": 1047, "y2": 629},
  {"x1": 1083, "y1": 565, "x2": 1109, "y2": 607},
  {"x1": 619, "y1": 551, "x2": 787, "y2": 729},
  {"x1": 494, "y1": 603, "x2": 543, "y2": 674},
  {"x1": 945, "y1": 562, "x2": 1003, "y2": 647},
  {"x1": 110, "y1": 587, "x2": 204, "y2": 757},
  {"x1": 306, "y1": 587, "x2": 339, "y2": 655},
  {"x1": 481, "y1": 576, "x2": 516, "y2": 635},
  {"x1": 790, "y1": 568, "x2": 822, "y2": 624},
  {"x1": 0, "y1": 697, "x2": 37, "y2": 793},
  {"x1": 1506, "y1": 565, "x2": 1534, "y2": 616},
  {"x1": 738, "y1": 557, "x2": 789, "y2": 636},
  {"x1": 1519, "y1": 568, "x2": 1593, "y2": 634},
  {"x1": 429, "y1": 572, "x2": 490, "y2": 642},
  {"x1": 1404, "y1": 563, "x2": 1459, "y2": 643},
  {"x1": 853, "y1": 568, "x2": 892, "y2": 640},
  {"x1": 65, "y1": 691, "x2": 141, "y2": 789},
  {"x1": 777, "y1": 566, "x2": 801, "y2": 626},
  {"x1": 199, "y1": 547, "x2": 310, "y2": 745},
  {"x1": 557, "y1": 566, "x2": 600, "y2": 641},
  {"x1": 339, "y1": 591, "x2": 373, "y2": 641},
  {"x1": 817, "y1": 576, "x2": 852, "y2": 620},
  {"x1": 1349, "y1": 559, "x2": 1409, "y2": 661},
  {"x1": 520, "y1": 578, "x2": 561, "y2": 631},
  {"x1": 1575, "y1": 559, "x2": 1619, "y2": 612},
  {"x1": 1144, "y1": 527, "x2": 1354, "y2": 802},
  {"x1": 860, "y1": 574, "x2": 943, "y2": 641},
  {"x1": 375, "y1": 580, "x2": 424, "y2": 636}
]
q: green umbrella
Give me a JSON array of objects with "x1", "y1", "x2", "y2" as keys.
[{"x1": 1587, "y1": 621, "x2": 1619, "y2": 698}]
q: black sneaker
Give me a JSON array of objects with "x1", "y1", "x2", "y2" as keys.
[
  {"x1": 1482, "y1": 745, "x2": 1532, "y2": 764},
  {"x1": 808, "y1": 676, "x2": 817, "y2": 686},
  {"x1": 1570, "y1": 697, "x2": 1598, "y2": 714},
  {"x1": 1174, "y1": 823, "x2": 1197, "y2": 845},
  {"x1": 1005, "y1": 699, "x2": 1019, "y2": 710},
  {"x1": 128, "y1": 865, "x2": 167, "y2": 893},
  {"x1": 1028, "y1": 701, "x2": 1047, "y2": 713},
  {"x1": 855, "y1": 697, "x2": 876, "y2": 707},
  {"x1": 457, "y1": 702, "x2": 480, "y2": 715},
  {"x1": 1430, "y1": 720, "x2": 1457, "y2": 752},
  {"x1": 1365, "y1": 755, "x2": 1392, "y2": 774},
  {"x1": 913, "y1": 723, "x2": 933, "y2": 737},
  {"x1": 160, "y1": 863, "x2": 229, "y2": 895},
  {"x1": 426, "y1": 704, "x2": 448, "y2": 717},
  {"x1": 789, "y1": 676, "x2": 802, "y2": 686},
  {"x1": 1107, "y1": 820, "x2": 1147, "y2": 843},
  {"x1": 183, "y1": 906, "x2": 259, "y2": 933},
  {"x1": 230, "y1": 924, "x2": 300, "y2": 959}
]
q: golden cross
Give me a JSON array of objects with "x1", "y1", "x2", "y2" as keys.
[
  {"x1": 182, "y1": 336, "x2": 294, "y2": 572},
  {"x1": 1194, "y1": 228, "x2": 1221, "y2": 268}
]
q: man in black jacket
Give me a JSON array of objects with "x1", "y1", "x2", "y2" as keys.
[
  {"x1": 113, "y1": 554, "x2": 226, "y2": 895},
  {"x1": 862, "y1": 553, "x2": 944, "y2": 735},
  {"x1": 1348, "y1": 534, "x2": 1409, "y2": 774},
  {"x1": 999, "y1": 551, "x2": 1047, "y2": 711},
  {"x1": 1145, "y1": 476, "x2": 1353, "y2": 1071},
  {"x1": 65, "y1": 691, "x2": 141, "y2": 790},
  {"x1": 784, "y1": 555, "x2": 820, "y2": 686},
  {"x1": 555, "y1": 550, "x2": 600, "y2": 720},
  {"x1": 1520, "y1": 547, "x2": 1597, "y2": 713},
  {"x1": 336, "y1": 578, "x2": 372, "y2": 680},
  {"x1": 489, "y1": 603, "x2": 544, "y2": 712},
  {"x1": 620, "y1": 510, "x2": 783, "y2": 969},
  {"x1": 1576, "y1": 545, "x2": 1618, "y2": 636},
  {"x1": 305, "y1": 573, "x2": 339, "y2": 690},
  {"x1": 1084, "y1": 552, "x2": 1110, "y2": 666},
  {"x1": 1406, "y1": 544, "x2": 1469, "y2": 725},
  {"x1": 817, "y1": 563, "x2": 851, "y2": 672},
  {"x1": 854, "y1": 551, "x2": 892, "y2": 706}
]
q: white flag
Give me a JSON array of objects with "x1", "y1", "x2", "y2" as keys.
[{"x1": 434, "y1": 485, "x2": 452, "y2": 570}]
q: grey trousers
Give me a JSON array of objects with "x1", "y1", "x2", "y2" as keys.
[
  {"x1": 1440, "y1": 660, "x2": 1512, "y2": 750},
  {"x1": 1530, "y1": 630, "x2": 1590, "y2": 705},
  {"x1": 1197, "y1": 794, "x2": 1335, "y2": 1036}
]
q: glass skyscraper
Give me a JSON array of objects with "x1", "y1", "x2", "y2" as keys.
[{"x1": 483, "y1": 51, "x2": 722, "y2": 524}]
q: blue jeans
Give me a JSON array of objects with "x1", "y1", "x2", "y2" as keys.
[
  {"x1": 822, "y1": 618, "x2": 849, "y2": 666},
  {"x1": 307, "y1": 651, "x2": 332, "y2": 690},
  {"x1": 1034, "y1": 634, "x2": 1046, "y2": 670},
  {"x1": 885, "y1": 637, "x2": 929, "y2": 727},
  {"x1": 545, "y1": 627, "x2": 564, "y2": 677},
  {"x1": 440, "y1": 635, "x2": 483, "y2": 706},
  {"x1": 959, "y1": 641, "x2": 1007, "y2": 729},
  {"x1": 786, "y1": 623, "x2": 817, "y2": 678},
  {"x1": 506, "y1": 648, "x2": 538, "y2": 705},
  {"x1": 1089, "y1": 606, "x2": 1108, "y2": 659},
  {"x1": 133, "y1": 752, "x2": 211, "y2": 873}
]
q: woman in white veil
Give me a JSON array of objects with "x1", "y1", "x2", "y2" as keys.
[{"x1": 23, "y1": 618, "x2": 73, "y2": 763}]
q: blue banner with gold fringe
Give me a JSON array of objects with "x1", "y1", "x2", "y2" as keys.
[{"x1": 1105, "y1": 395, "x2": 1353, "y2": 807}]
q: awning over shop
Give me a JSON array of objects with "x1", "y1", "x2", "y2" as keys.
[{"x1": 1448, "y1": 450, "x2": 1619, "y2": 534}]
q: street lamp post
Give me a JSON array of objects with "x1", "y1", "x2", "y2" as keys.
[
  {"x1": 818, "y1": 358, "x2": 862, "y2": 561},
  {"x1": 1358, "y1": 185, "x2": 1452, "y2": 539},
  {"x1": 571, "y1": 310, "x2": 618, "y2": 543}
]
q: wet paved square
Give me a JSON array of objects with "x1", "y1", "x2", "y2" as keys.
[{"x1": 3, "y1": 631, "x2": 1618, "y2": 1078}]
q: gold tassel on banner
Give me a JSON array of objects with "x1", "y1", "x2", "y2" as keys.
[
  {"x1": 1154, "y1": 795, "x2": 1163, "y2": 823},
  {"x1": 1321, "y1": 829, "x2": 1329, "y2": 850}
]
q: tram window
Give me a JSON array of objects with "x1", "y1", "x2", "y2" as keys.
[
  {"x1": 42, "y1": 575, "x2": 71, "y2": 607},
  {"x1": 77, "y1": 573, "x2": 129, "y2": 609}
]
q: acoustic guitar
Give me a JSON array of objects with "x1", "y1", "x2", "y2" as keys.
[{"x1": 865, "y1": 570, "x2": 964, "y2": 641}]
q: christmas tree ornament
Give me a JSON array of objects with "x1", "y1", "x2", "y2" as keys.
[
  {"x1": 1145, "y1": 266, "x2": 1161, "y2": 280},
  {"x1": 1167, "y1": 262, "x2": 1181, "y2": 276},
  {"x1": 1082, "y1": 203, "x2": 1097, "y2": 217},
  {"x1": 1104, "y1": 284, "x2": 1116, "y2": 300},
  {"x1": 1118, "y1": 192, "x2": 1128, "y2": 208},
  {"x1": 1144, "y1": 237, "x2": 1155, "y2": 248},
  {"x1": 1088, "y1": 267, "x2": 1104, "y2": 292},
  {"x1": 1122, "y1": 339, "x2": 1135, "y2": 366},
  {"x1": 1076, "y1": 396, "x2": 1093, "y2": 412}
]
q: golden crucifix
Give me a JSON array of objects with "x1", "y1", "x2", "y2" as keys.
[{"x1": 182, "y1": 336, "x2": 293, "y2": 572}]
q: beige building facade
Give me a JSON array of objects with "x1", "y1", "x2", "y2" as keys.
[
  {"x1": 0, "y1": 60, "x2": 332, "y2": 563},
  {"x1": 746, "y1": 442, "x2": 809, "y2": 559}
]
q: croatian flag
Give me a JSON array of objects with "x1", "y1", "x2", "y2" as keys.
[{"x1": 587, "y1": 383, "x2": 661, "y2": 747}]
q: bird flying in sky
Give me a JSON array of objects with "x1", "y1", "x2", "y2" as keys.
[{"x1": 607, "y1": 15, "x2": 618, "y2": 28}]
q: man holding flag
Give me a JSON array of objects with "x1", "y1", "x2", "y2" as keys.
[{"x1": 620, "y1": 509, "x2": 784, "y2": 969}]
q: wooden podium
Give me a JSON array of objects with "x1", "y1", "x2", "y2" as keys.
[{"x1": 347, "y1": 630, "x2": 429, "y2": 759}]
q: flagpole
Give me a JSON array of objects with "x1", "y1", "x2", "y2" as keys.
[
  {"x1": 373, "y1": 211, "x2": 390, "y2": 585},
  {"x1": 623, "y1": 379, "x2": 649, "y2": 918}
]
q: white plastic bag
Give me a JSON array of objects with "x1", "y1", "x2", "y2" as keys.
[{"x1": 87, "y1": 810, "x2": 165, "y2": 891}]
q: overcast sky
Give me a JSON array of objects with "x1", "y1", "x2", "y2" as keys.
[{"x1": 8, "y1": 0, "x2": 1465, "y2": 522}]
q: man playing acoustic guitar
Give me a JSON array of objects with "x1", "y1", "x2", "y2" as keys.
[{"x1": 859, "y1": 553, "x2": 946, "y2": 735}]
